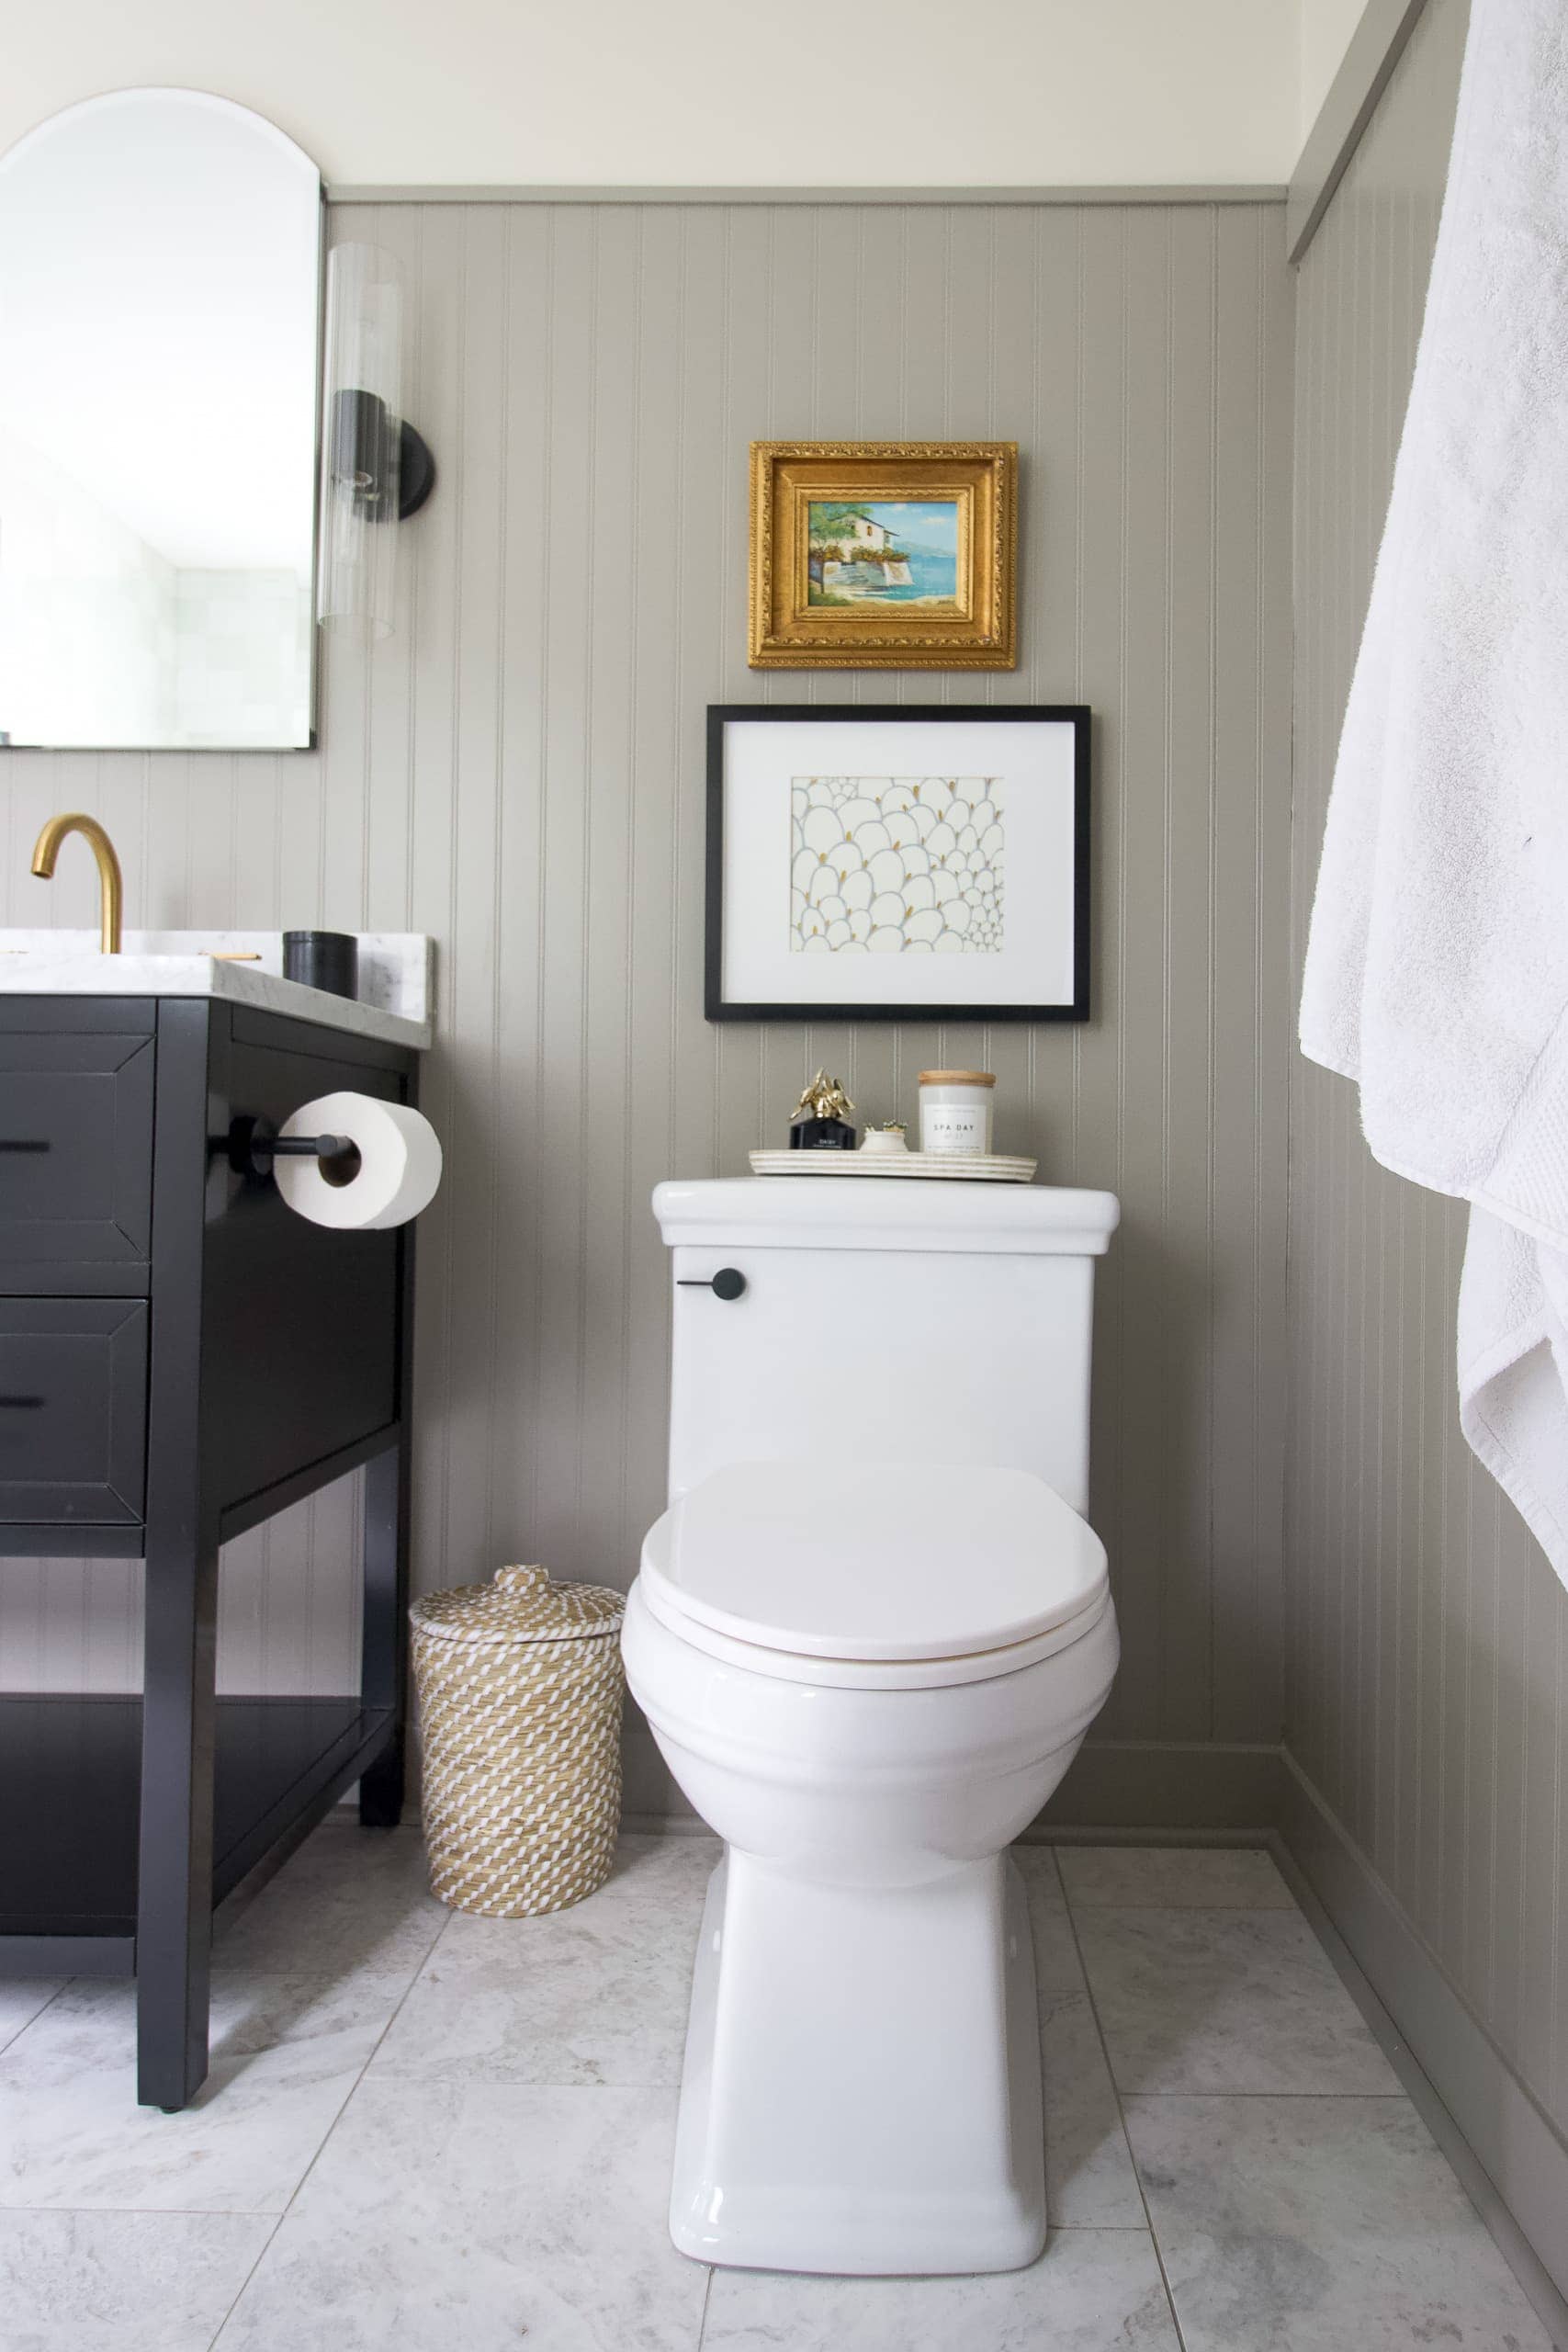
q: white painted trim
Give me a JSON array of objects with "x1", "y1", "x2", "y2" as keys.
[
  {"x1": 327, "y1": 183, "x2": 1287, "y2": 211},
  {"x1": 1280, "y1": 1750, "x2": 1568, "y2": 2324},
  {"x1": 1288, "y1": 0, "x2": 1434, "y2": 260}
]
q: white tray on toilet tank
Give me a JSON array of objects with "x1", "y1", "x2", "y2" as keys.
[{"x1": 748, "y1": 1148, "x2": 1038, "y2": 1182}]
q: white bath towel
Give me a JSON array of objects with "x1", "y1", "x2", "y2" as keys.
[{"x1": 1299, "y1": 0, "x2": 1568, "y2": 1580}]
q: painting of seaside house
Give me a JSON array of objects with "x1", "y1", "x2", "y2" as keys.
[{"x1": 807, "y1": 500, "x2": 960, "y2": 609}]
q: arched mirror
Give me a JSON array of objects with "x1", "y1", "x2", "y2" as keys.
[{"x1": 0, "y1": 89, "x2": 322, "y2": 749}]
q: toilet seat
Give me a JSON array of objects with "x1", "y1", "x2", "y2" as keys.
[
  {"x1": 637, "y1": 1458, "x2": 1111, "y2": 1691},
  {"x1": 634, "y1": 1573, "x2": 1113, "y2": 1691}
]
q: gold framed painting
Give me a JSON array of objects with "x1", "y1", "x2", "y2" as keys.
[{"x1": 749, "y1": 440, "x2": 1017, "y2": 671}]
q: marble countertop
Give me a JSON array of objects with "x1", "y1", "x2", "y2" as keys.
[{"x1": 0, "y1": 931, "x2": 434, "y2": 1050}]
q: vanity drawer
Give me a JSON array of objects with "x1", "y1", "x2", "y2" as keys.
[
  {"x1": 0, "y1": 1012, "x2": 154, "y2": 1276},
  {"x1": 0, "y1": 1299, "x2": 148, "y2": 1525}
]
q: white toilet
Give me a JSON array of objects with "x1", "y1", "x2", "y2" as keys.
[{"x1": 621, "y1": 1176, "x2": 1121, "y2": 2278}]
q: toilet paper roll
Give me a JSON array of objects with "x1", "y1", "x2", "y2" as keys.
[{"x1": 274, "y1": 1091, "x2": 442, "y2": 1230}]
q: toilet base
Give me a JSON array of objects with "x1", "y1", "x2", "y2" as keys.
[{"x1": 669, "y1": 1848, "x2": 1045, "y2": 2278}]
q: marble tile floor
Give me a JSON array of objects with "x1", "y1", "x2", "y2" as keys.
[{"x1": 0, "y1": 1824, "x2": 1553, "y2": 2351}]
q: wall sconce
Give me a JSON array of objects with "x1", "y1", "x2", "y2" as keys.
[{"x1": 316, "y1": 242, "x2": 435, "y2": 640}]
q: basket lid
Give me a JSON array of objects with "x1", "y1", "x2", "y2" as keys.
[{"x1": 410, "y1": 1563, "x2": 626, "y2": 1645}]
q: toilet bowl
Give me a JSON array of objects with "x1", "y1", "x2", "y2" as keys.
[{"x1": 623, "y1": 1455, "x2": 1120, "y2": 2278}]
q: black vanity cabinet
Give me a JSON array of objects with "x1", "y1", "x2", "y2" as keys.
[{"x1": 0, "y1": 994, "x2": 421, "y2": 2109}]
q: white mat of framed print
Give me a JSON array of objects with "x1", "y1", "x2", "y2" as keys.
[{"x1": 705, "y1": 706, "x2": 1089, "y2": 1022}]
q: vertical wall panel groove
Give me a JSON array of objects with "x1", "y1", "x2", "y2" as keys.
[
  {"x1": 1290, "y1": 0, "x2": 1568, "y2": 2146},
  {"x1": 0, "y1": 196, "x2": 1292, "y2": 1809}
]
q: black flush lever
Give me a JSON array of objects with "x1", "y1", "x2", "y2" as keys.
[{"x1": 677, "y1": 1267, "x2": 747, "y2": 1301}]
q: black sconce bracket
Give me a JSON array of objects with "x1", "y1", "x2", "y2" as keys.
[
  {"x1": 397, "y1": 421, "x2": 435, "y2": 519},
  {"x1": 330, "y1": 388, "x2": 436, "y2": 522}
]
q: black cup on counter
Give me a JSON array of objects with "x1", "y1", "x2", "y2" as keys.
[{"x1": 282, "y1": 930, "x2": 359, "y2": 1001}]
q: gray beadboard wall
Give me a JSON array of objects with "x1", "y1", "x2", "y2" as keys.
[
  {"x1": 0, "y1": 195, "x2": 1294, "y2": 1812},
  {"x1": 1289, "y1": 0, "x2": 1568, "y2": 2195}
]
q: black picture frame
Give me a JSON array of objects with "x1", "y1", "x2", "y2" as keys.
[{"x1": 705, "y1": 703, "x2": 1091, "y2": 1023}]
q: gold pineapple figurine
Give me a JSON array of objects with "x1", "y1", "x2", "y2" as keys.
[{"x1": 791, "y1": 1070, "x2": 854, "y2": 1125}]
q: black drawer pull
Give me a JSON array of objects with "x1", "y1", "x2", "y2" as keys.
[
  {"x1": 0, "y1": 1140, "x2": 49, "y2": 1153},
  {"x1": 0, "y1": 1395, "x2": 44, "y2": 1408},
  {"x1": 677, "y1": 1268, "x2": 747, "y2": 1301}
]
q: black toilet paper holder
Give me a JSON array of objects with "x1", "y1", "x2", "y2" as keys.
[{"x1": 217, "y1": 1114, "x2": 362, "y2": 1184}]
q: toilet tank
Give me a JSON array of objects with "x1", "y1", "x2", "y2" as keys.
[{"x1": 657, "y1": 1178, "x2": 1119, "y2": 1516}]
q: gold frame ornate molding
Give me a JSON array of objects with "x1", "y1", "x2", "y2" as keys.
[{"x1": 748, "y1": 440, "x2": 1018, "y2": 671}]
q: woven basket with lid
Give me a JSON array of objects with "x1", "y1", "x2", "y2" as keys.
[{"x1": 410, "y1": 1564, "x2": 626, "y2": 1917}]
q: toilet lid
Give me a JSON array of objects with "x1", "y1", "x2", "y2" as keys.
[{"x1": 638, "y1": 1460, "x2": 1107, "y2": 1663}]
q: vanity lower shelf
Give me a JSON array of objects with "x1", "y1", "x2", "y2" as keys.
[{"x1": 0, "y1": 1693, "x2": 397, "y2": 1971}]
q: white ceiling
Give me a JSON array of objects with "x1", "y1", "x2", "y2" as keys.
[
  {"x1": 0, "y1": 2, "x2": 1367, "y2": 193},
  {"x1": 1299, "y1": 0, "x2": 1375, "y2": 140}
]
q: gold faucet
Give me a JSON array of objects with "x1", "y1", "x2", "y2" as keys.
[{"x1": 30, "y1": 814, "x2": 123, "y2": 955}]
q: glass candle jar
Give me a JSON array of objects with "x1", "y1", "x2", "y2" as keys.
[{"x1": 918, "y1": 1069, "x2": 996, "y2": 1155}]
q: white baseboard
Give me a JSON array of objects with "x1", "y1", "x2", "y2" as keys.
[{"x1": 1279, "y1": 1751, "x2": 1568, "y2": 2335}]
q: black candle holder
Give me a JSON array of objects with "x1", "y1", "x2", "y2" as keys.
[{"x1": 283, "y1": 930, "x2": 359, "y2": 1001}]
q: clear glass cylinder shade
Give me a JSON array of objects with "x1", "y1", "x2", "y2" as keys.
[{"x1": 317, "y1": 242, "x2": 404, "y2": 641}]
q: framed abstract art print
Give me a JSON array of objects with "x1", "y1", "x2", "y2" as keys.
[{"x1": 705, "y1": 704, "x2": 1089, "y2": 1023}]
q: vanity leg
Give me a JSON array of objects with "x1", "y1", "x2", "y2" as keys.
[
  {"x1": 136, "y1": 1533, "x2": 220, "y2": 2111},
  {"x1": 357, "y1": 1435, "x2": 409, "y2": 1829},
  {"x1": 137, "y1": 1000, "x2": 219, "y2": 2112}
]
